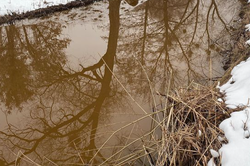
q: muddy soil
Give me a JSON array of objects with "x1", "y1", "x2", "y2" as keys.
[{"x1": 0, "y1": 0, "x2": 101, "y2": 25}]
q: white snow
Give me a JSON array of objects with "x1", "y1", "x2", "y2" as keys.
[
  {"x1": 0, "y1": 0, "x2": 146, "y2": 16},
  {"x1": 219, "y1": 58, "x2": 250, "y2": 109},
  {"x1": 245, "y1": 39, "x2": 250, "y2": 45},
  {"x1": 210, "y1": 149, "x2": 220, "y2": 158},
  {"x1": 219, "y1": 138, "x2": 250, "y2": 166},
  {"x1": 218, "y1": 135, "x2": 225, "y2": 142},
  {"x1": 208, "y1": 158, "x2": 216, "y2": 166},
  {"x1": 218, "y1": 52, "x2": 250, "y2": 165},
  {"x1": 198, "y1": 130, "x2": 202, "y2": 137},
  {"x1": 245, "y1": 24, "x2": 250, "y2": 31},
  {"x1": 218, "y1": 98, "x2": 223, "y2": 102},
  {"x1": 215, "y1": 9, "x2": 250, "y2": 164},
  {"x1": 0, "y1": 0, "x2": 75, "y2": 16}
]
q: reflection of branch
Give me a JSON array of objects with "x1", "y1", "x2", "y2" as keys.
[
  {"x1": 173, "y1": 0, "x2": 196, "y2": 31},
  {"x1": 70, "y1": 81, "x2": 98, "y2": 99},
  {"x1": 212, "y1": 0, "x2": 230, "y2": 33},
  {"x1": 141, "y1": 1, "x2": 149, "y2": 64},
  {"x1": 22, "y1": 25, "x2": 35, "y2": 56},
  {"x1": 204, "y1": 0, "x2": 230, "y2": 44},
  {"x1": 168, "y1": 26, "x2": 198, "y2": 82},
  {"x1": 189, "y1": 0, "x2": 199, "y2": 46},
  {"x1": 205, "y1": 1, "x2": 213, "y2": 42},
  {"x1": 35, "y1": 26, "x2": 57, "y2": 57},
  {"x1": 5, "y1": 102, "x2": 95, "y2": 165}
]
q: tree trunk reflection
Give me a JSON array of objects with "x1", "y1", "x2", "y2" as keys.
[{"x1": 0, "y1": 0, "x2": 121, "y2": 165}]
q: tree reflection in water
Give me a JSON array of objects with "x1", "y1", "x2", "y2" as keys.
[
  {"x1": 117, "y1": 0, "x2": 238, "y2": 95},
  {"x1": 0, "y1": 22, "x2": 69, "y2": 109},
  {"x1": 0, "y1": 0, "x2": 240, "y2": 165},
  {"x1": 0, "y1": 0, "x2": 120, "y2": 165}
]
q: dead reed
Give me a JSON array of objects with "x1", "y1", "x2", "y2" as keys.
[
  {"x1": 153, "y1": 83, "x2": 229, "y2": 166},
  {"x1": 87, "y1": 83, "x2": 234, "y2": 166}
]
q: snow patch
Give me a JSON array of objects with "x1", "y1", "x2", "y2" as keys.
[
  {"x1": 218, "y1": 56, "x2": 250, "y2": 165},
  {"x1": 218, "y1": 135, "x2": 225, "y2": 142},
  {"x1": 218, "y1": 98, "x2": 223, "y2": 102},
  {"x1": 210, "y1": 149, "x2": 219, "y2": 158},
  {"x1": 245, "y1": 24, "x2": 250, "y2": 31},
  {"x1": 219, "y1": 58, "x2": 250, "y2": 109},
  {"x1": 198, "y1": 130, "x2": 202, "y2": 137},
  {"x1": 0, "y1": 0, "x2": 75, "y2": 16},
  {"x1": 208, "y1": 158, "x2": 216, "y2": 166},
  {"x1": 246, "y1": 39, "x2": 250, "y2": 45}
]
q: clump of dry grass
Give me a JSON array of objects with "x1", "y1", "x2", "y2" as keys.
[
  {"x1": 87, "y1": 83, "x2": 234, "y2": 166},
  {"x1": 79, "y1": 83, "x2": 237, "y2": 166},
  {"x1": 154, "y1": 83, "x2": 230, "y2": 166}
]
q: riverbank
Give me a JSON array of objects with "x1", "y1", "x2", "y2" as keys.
[
  {"x1": 219, "y1": 0, "x2": 250, "y2": 84},
  {"x1": 209, "y1": 1, "x2": 250, "y2": 165},
  {"x1": 0, "y1": 0, "x2": 101, "y2": 25}
]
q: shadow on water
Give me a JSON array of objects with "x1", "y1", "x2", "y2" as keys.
[{"x1": 0, "y1": 0, "x2": 240, "y2": 165}]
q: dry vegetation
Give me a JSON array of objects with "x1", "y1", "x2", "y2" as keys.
[
  {"x1": 153, "y1": 83, "x2": 228, "y2": 166},
  {"x1": 88, "y1": 83, "x2": 235, "y2": 166}
]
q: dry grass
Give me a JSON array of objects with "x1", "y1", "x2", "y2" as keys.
[
  {"x1": 153, "y1": 83, "x2": 229, "y2": 166},
  {"x1": 84, "y1": 83, "x2": 234, "y2": 166}
]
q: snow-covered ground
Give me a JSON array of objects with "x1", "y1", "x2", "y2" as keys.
[
  {"x1": 0, "y1": 0, "x2": 146, "y2": 16},
  {"x1": 0, "y1": 0, "x2": 75, "y2": 16},
  {"x1": 210, "y1": 24, "x2": 250, "y2": 166}
]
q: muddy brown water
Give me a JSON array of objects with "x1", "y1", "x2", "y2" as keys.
[{"x1": 0, "y1": 0, "x2": 241, "y2": 165}]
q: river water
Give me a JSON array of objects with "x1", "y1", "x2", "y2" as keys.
[{"x1": 0, "y1": 0, "x2": 241, "y2": 165}]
